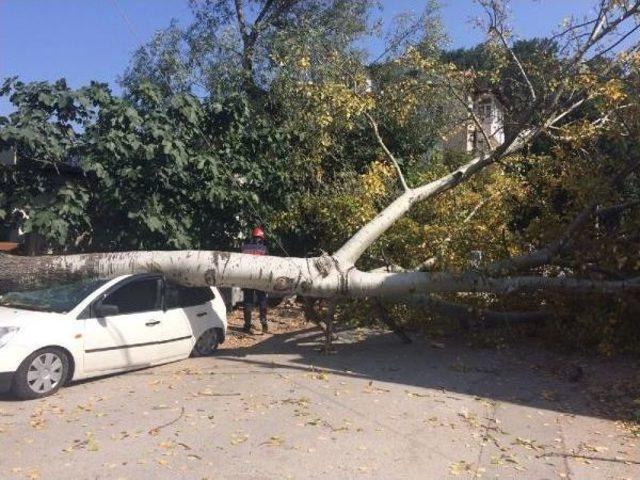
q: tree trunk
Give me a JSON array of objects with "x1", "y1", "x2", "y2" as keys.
[
  {"x1": 321, "y1": 300, "x2": 337, "y2": 353},
  {"x1": 1, "y1": 251, "x2": 637, "y2": 298}
]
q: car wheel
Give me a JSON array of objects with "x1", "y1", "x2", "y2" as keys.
[
  {"x1": 12, "y1": 348, "x2": 70, "y2": 400},
  {"x1": 192, "y1": 329, "x2": 219, "y2": 357}
]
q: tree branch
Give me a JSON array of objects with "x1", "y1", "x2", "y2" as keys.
[
  {"x1": 233, "y1": 0, "x2": 251, "y2": 42},
  {"x1": 481, "y1": 156, "x2": 640, "y2": 276},
  {"x1": 490, "y1": 25, "x2": 537, "y2": 101},
  {"x1": 364, "y1": 111, "x2": 410, "y2": 192},
  {"x1": 448, "y1": 86, "x2": 493, "y2": 151},
  {"x1": 334, "y1": 128, "x2": 528, "y2": 264},
  {"x1": 597, "y1": 200, "x2": 640, "y2": 218},
  {"x1": 253, "y1": 0, "x2": 275, "y2": 30},
  {"x1": 348, "y1": 268, "x2": 640, "y2": 296},
  {"x1": 589, "y1": 23, "x2": 640, "y2": 62},
  {"x1": 336, "y1": 90, "x2": 588, "y2": 265},
  {"x1": 549, "y1": 18, "x2": 598, "y2": 43},
  {"x1": 407, "y1": 193, "x2": 497, "y2": 272},
  {"x1": 408, "y1": 295, "x2": 550, "y2": 325},
  {"x1": 569, "y1": 1, "x2": 640, "y2": 65}
]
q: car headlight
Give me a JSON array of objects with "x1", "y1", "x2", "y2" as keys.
[{"x1": 0, "y1": 327, "x2": 20, "y2": 348}]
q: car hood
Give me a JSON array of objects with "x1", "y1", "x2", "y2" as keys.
[{"x1": 0, "y1": 306, "x2": 67, "y2": 327}]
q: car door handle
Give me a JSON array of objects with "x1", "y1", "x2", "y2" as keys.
[
  {"x1": 196, "y1": 312, "x2": 207, "y2": 317},
  {"x1": 145, "y1": 320, "x2": 161, "y2": 326}
]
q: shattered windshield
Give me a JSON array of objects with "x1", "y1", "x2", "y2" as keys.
[{"x1": 0, "y1": 279, "x2": 110, "y2": 314}]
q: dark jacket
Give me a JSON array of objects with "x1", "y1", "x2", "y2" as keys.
[{"x1": 241, "y1": 238, "x2": 268, "y2": 256}]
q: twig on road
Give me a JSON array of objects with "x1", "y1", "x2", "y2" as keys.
[{"x1": 148, "y1": 406, "x2": 185, "y2": 436}]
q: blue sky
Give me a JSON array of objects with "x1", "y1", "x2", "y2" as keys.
[{"x1": 0, "y1": 0, "x2": 593, "y2": 114}]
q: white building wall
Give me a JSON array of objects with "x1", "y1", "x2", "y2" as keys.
[{"x1": 442, "y1": 93, "x2": 505, "y2": 154}]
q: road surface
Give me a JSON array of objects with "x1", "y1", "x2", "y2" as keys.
[{"x1": 1, "y1": 313, "x2": 638, "y2": 479}]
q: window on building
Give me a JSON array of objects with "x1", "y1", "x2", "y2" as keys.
[{"x1": 476, "y1": 99, "x2": 493, "y2": 122}]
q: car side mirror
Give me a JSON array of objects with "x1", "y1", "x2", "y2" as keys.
[{"x1": 95, "y1": 303, "x2": 119, "y2": 317}]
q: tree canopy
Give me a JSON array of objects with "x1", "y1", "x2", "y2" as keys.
[{"x1": 1, "y1": 0, "x2": 639, "y2": 354}]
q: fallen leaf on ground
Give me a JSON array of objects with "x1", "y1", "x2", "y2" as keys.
[
  {"x1": 405, "y1": 390, "x2": 430, "y2": 398},
  {"x1": 449, "y1": 460, "x2": 473, "y2": 475},
  {"x1": 230, "y1": 433, "x2": 249, "y2": 445},
  {"x1": 261, "y1": 435, "x2": 285, "y2": 447}
]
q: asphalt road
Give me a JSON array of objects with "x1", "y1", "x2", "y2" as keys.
[{"x1": 1, "y1": 321, "x2": 638, "y2": 480}]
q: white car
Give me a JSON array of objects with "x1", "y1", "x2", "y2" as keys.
[{"x1": 0, "y1": 274, "x2": 227, "y2": 400}]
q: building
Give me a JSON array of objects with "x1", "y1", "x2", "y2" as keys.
[{"x1": 442, "y1": 90, "x2": 505, "y2": 154}]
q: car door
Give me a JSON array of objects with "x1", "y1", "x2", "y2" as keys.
[
  {"x1": 82, "y1": 275, "x2": 168, "y2": 373},
  {"x1": 160, "y1": 281, "x2": 207, "y2": 358}
]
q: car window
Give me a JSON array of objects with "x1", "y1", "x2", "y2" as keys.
[
  {"x1": 0, "y1": 279, "x2": 110, "y2": 314},
  {"x1": 165, "y1": 282, "x2": 214, "y2": 310},
  {"x1": 101, "y1": 278, "x2": 160, "y2": 315}
]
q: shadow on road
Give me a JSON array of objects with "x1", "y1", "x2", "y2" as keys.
[
  {"x1": 217, "y1": 323, "x2": 640, "y2": 424},
  {"x1": 2, "y1": 311, "x2": 637, "y2": 431}
]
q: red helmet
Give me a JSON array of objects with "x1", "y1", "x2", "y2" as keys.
[{"x1": 251, "y1": 226, "x2": 265, "y2": 239}]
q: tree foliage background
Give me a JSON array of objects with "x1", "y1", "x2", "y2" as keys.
[{"x1": 1, "y1": 0, "x2": 639, "y2": 354}]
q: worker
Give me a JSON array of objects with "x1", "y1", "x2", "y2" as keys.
[{"x1": 241, "y1": 226, "x2": 269, "y2": 334}]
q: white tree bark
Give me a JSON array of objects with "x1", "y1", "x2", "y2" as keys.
[
  {"x1": 1, "y1": 250, "x2": 637, "y2": 297},
  {"x1": 1, "y1": 0, "x2": 638, "y2": 312}
]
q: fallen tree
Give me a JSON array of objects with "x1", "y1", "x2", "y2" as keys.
[{"x1": 1, "y1": 1, "x2": 640, "y2": 348}]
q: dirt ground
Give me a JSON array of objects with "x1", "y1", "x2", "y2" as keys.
[
  {"x1": 1, "y1": 305, "x2": 639, "y2": 480},
  {"x1": 221, "y1": 302, "x2": 312, "y2": 349}
]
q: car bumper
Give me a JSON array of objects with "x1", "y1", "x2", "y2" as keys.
[
  {"x1": 0, "y1": 371, "x2": 14, "y2": 393},
  {"x1": 0, "y1": 344, "x2": 31, "y2": 372}
]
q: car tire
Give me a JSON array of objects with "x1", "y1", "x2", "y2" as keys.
[
  {"x1": 12, "y1": 348, "x2": 70, "y2": 400},
  {"x1": 192, "y1": 329, "x2": 219, "y2": 357}
]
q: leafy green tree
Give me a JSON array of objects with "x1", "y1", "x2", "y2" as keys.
[
  {"x1": 0, "y1": 78, "x2": 105, "y2": 248},
  {"x1": 121, "y1": 0, "x2": 374, "y2": 99},
  {"x1": 0, "y1": 79, "x2": 322, "y2": 253},
  {"x1": 1, "y1": 0, "x2": 639, "y2": 355}
]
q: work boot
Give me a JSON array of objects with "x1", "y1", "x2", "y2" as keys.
[
  {"x1": 261, "y1": 323, "x2": 269, "y2": 334},
  {"x1": 243, "y1": 308, "x2": 253, "y2": 334}
]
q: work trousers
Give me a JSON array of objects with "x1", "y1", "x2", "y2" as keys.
[{"x1": 243, "y1": 289, "x2": 268, "y2": 327}]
